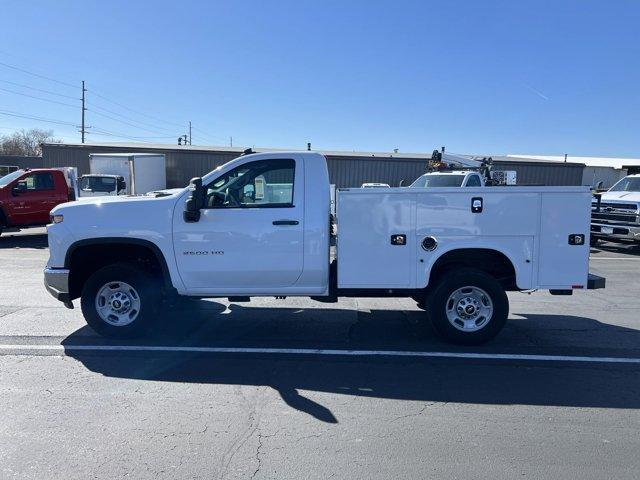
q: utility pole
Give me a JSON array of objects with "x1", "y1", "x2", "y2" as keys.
[
  {"x1": 230, "y1": 136, "x2": 233, "y2": 147},
  {"x1": 81, "y1": 80, "x2": 86, "y2": 143},
  {"x1": 189, "y1": 121, "x2": 192, "y2": 145}
]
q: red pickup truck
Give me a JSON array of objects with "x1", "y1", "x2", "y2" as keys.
[{"x1": 0, "y1": 168, "x2": 75, "y2": 236}]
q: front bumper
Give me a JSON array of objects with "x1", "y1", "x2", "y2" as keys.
[
  {"x1": 591, "y1": 223, "x2": 640, "y2": 243},
  {"x1": 44, "y1": 267, "x2": 70, "y2": 303}
]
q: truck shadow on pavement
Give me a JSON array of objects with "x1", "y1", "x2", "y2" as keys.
[
  {"x1": 62, "y1": 301, "x2": 640, "y2": 423},
  {"x1": 592, "y1": 242, "x2": 640, "y2": 256},
  {"x1": 0, "y1": 232, "x2": 48, "y2": 249}
]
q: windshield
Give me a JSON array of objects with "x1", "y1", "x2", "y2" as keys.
[
  {"x1": 410, "y1": 174, "x2": 465, "y2": 188},
  {"x1": 0, "y1": 169, "x2": 25, "y2": 188},
  {"x1": 609, "y1": 176, "x2": 640, "y2": 192},
  {"x1": 80, "y1": 176, "x2": 117, "y2": 193}
]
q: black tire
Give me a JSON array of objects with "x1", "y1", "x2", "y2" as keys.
[
  {"x1": 590, "y1": 237, "x2": 599, "y2": 247},
  {"x1": 426, "y1": 268, "x2": 508, "y2": 345},
  {"x1": 80, "y1": 262, "x2": 161, "y2": 338}
]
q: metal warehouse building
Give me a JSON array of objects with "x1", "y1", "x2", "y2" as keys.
[
  {"x1": 1, "y1": 142, "x2": 587, "y2": 188},
  {"x1": 39, "y1": 142, "x2": 430, "y2": 189}
]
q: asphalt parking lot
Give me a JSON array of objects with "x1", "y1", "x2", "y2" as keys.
[{"x1": 1, "y1": 228, "x2": 640, "y2": 479}]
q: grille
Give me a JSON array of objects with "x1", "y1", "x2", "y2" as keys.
[
  {"x1": 596, "y1": 202, "x2": 638, "y2": 212},
  {"x1": 592, "y1": 212, "x2": 638, "y2": 223}
]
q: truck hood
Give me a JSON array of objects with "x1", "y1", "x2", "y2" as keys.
[
  {"x1": 50, "y1": 191, "x2": 179, "y2": 243},
  {"x1": 68, "y1": 194, "x2": 162, "y2": 205},
  {"x1": 52, "y1": 191, "x2": 182, "y2": 216},
  {"x1": 599, "y1": 191, "x2": 640, "y2": 203}
]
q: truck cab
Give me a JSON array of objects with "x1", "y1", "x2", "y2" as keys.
[
  {"x1": 44, "y1": 151, "x2": 604, "y2": 345},
  {"x1": 0, "y1": 168, "x2": 74, "y2": 235},
  {"x1": 409, "y1": 170, "x2": 484, "y2": 188},
  {"x1": 78, "y1": 174, "x2": 127, "y2": 197}
]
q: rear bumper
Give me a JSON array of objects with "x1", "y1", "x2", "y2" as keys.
[
  {"x1": 591, "y1": 223, "x2": 640, "y2": 242},
  {"x1": 43, "y1": 267, "x2": 70, "y2": 302}
]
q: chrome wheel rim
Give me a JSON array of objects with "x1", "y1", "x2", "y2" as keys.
[
  {"x1": 445, "y1": 286, "x2": 493, "y2": 332},
  {"x1": 95, "y1": 281, "x2": 141, "y2": 326}
]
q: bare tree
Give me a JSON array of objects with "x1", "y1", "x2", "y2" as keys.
[{"x1": 0, "y1": 129, "x2": 61, "y2": 156}]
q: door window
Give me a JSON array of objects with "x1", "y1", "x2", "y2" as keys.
[
  {"x1": 204, "y1": 159, "x2": 295, "y2": 208},
  {"x1": 22, "y1": 172, "x2": 55, "y2": 191},
  {"x1": 465, "y1": 175, "x2": 481, "y2": 187}
]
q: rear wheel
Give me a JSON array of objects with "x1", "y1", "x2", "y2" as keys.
[
  {"x1": 426, "y1": 268, "x2": 508, "y2": 345},
  {"x1": 590, "y1": 236, "x2": 599, "y2": 247},
  {"x1": 80, "y1": 263, "x2": 161, "y2": 338}
]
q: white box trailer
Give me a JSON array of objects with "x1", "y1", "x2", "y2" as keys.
[{"x1": 80, "y1": 153, "x2": 166, "y2": 197}]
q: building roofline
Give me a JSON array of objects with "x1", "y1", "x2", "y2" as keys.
[{"x1": 41, "y1": 141, "x2": 432, "y2": 160}]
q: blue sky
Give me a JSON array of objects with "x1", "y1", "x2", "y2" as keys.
[{"x1": 0, "y1": 0, "x2": 638, "y2": 156}]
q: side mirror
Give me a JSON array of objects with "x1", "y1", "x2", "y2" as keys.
[
  {"x1": 398, "y1": 179, "x2": 405, "y2": 187},
  {"x1": 184, "y1": 177, "x2": 204, "y2": 223},
  {"x1": 12, "y1": 181, "x2": 27, "y2": 196}
]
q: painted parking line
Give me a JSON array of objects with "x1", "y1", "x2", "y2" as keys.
[
  {"x1": 1, "y1": 344, "x2": 640, "y2": 364},
  {"x1": 590, "y1": 257, "x2": 640, "y2": 260}
]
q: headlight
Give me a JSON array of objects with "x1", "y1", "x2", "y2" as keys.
[{"x1": 50, "y1": 214, "x2": 64, "y2": 224}]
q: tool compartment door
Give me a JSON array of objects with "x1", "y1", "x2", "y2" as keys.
[
  {"x1": 537, "y1": 191, "x2": 591, "y2": 288},
  {"x1": 337, "y1": 191, "x2": 416, "y2": 288}
]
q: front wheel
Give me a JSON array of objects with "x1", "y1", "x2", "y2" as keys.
[
  {"x1": 426, "y1": 268, "x2": 508, "y2": 345},
  {"x1": 80, "y1": 263, "x2": 161, "y2": 338}
]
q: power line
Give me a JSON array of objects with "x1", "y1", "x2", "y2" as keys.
[
  {"x1": 0, "y1": 85, "x2": 182, "y2": 140},
  {"x1": 0, "y1": 86, "x2": 78, "y2": 108},
  {"x1": 0, "y1": 55, "x2": 226, "y2": 144},
  {"x1": 0, "y1": 79, "x2": 80, "y2": 100},
  {"x1": 0, "y1": 109, "x2": 78, "y2": 127},
  {"x1": 0, "y1": 60, "x2": 76, "y2": 89},
  {"x1": 191, "y1": 125, "x2": 228, "y2": 144},
  {"x1": 87, "y1": 108, "x2": 180, "y2": 136},
  {"x1": 90, "y1": 129, "x2": 176, "y2": 141},
  {"x1": 88, "y1": 89, "x2": 184, "y2": 128},
  {"x1": 0, "y1": 78, "x2": 180, "y2": 139},
  {"x1": 87, "y1": 102, "x2": 177, "y2": 135},
  {"x1": 88, "y1": 130, "x2": 153, "y2": 142}
]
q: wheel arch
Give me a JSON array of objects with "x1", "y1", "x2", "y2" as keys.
[
  {"x1": 65, "y1": 237, "x2": 175, "y2": 300},
  {"x1": 425, "y1": 247, "x2": 519, "y2": 291}
]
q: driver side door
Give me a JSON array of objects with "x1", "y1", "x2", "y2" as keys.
[
  {"x1": 7, "y1": 172, "x2": 57, "y2": 226},
  {"x1": 173, "y1": 156, "x2": 305, "y2": 293}
]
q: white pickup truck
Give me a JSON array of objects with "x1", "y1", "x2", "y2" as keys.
[
  {"x1": 44, "y1": 151, "x2": 604, "y2": 344},
  {"x1": 591, "y1": 174, "x2": 640, "y2": 246},
  {"x1": 410, "y1": 170, "x2": 486, "y2": 188}
]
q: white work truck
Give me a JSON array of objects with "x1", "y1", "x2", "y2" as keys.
[
  {"x1": 411, "y1": 151, "x2": 517, "y2": 188},
  {"x1": 44, "y1": 151, "x2": 604, "y2": 344}
]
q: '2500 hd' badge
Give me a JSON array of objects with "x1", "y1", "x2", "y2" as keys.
[{"x1": 183, "y1": 250, "x2": 224, "y2": 255}]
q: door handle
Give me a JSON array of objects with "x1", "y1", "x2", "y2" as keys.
[
  {"x1": 471, "y1": 197, "x2": 483, "y2": 213},
  {"x1": 273, "y1": 220, "x2": 299, "y2": 225}
]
